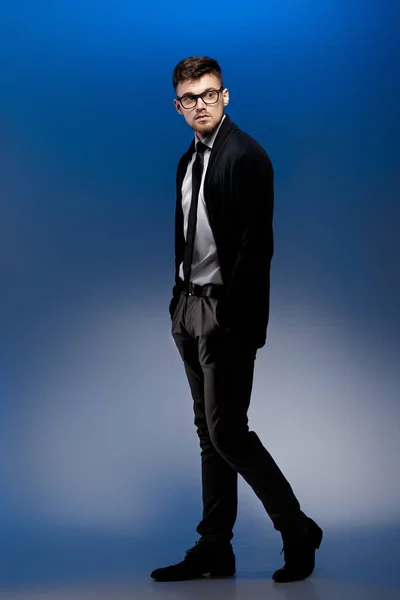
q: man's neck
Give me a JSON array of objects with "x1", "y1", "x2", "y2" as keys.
[{"x1": 196, "y1": 128, "x2": 214, "y2": 143}]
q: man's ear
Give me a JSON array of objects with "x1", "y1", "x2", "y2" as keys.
[
  {"x1": 174, "y1": 99, "x2": 183, "y2": 115},
  {"x1": 223, "y1": 88, "x2": 229, "y2": 107}
]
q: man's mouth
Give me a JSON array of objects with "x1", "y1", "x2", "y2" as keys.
[{"x1": 196, "y1": 115, "x2": 210, "y2": 120}]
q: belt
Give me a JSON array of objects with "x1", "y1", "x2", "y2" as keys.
[{"x1": 183, "y1": 282, "x2": 225, "y2": 298}]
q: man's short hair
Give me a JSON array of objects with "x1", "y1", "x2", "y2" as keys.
[{"x1": 172, "y1": 56, "x2": 223, "y2": 91}]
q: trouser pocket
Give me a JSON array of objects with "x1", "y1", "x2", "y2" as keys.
[{"x1": 171, "y1": 291, "x2": 185, "y2": 321}]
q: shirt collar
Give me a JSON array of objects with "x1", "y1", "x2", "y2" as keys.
[{"x1": 195, "y1": 114, "x2": 226, "y2": 152}]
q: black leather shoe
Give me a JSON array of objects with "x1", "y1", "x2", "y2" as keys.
[
  {"x1": 272, "y1": 518, "x2": 323, "y2": 583},
  {"x1": 150, "y1": 538, "x2": 236, "y2": 582}
]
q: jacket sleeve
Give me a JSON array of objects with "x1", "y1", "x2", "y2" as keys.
[
  {"x1": 169, "y1": 156, "x2": 187, "y2": 318},
  {"x1": 216, "y1": 150, "x2": 274, "y2": 328}
]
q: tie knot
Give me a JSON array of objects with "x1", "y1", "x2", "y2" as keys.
[{"x1": 196, "y1": 141, "x2": 208, "y2": 154}]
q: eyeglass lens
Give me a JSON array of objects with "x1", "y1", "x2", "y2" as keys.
[{"x1": 181, "y1": 89, "x2": 220, "y2": 108}]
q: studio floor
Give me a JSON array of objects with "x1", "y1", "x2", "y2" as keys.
[
  {"x1": 0, "y1": 574, "x2": 399, "y2": 600},
  {"x1": 0, "y1": 523, "x2": 399, "y2": 600}
]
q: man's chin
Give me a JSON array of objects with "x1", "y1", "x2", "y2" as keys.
[{"x1": 193, "y1": 120, "x2": 216, "y2": 135}]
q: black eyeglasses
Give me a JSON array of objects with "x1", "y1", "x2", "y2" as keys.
[{"x1": 176, "y1": 86, "x2": 224, "y2": 109}]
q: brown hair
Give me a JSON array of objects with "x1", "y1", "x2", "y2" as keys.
[{"x1": 172, "y1": 56, "x2": 223, "y2": 91}]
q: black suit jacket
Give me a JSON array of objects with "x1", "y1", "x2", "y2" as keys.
[{"x1": 170, "y1": 113, "x2": 274, "y2": 349}]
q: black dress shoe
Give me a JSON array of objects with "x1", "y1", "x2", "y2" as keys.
[
  {"x1": 150, "y1": 538, "x2": 236, "y2": 582},
  {"x1": 272, "y1": 518, "x2": 323, "y2": 583}
]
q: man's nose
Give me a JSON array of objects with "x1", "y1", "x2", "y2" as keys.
[{"x1": 197, "y1": 96, "x2": 208, "y2": 107}]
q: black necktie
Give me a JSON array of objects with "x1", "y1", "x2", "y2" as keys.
[{"x1": 183, "y1": 141, "x2": 208, "y2": 285}]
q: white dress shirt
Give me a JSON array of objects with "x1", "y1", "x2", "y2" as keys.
[{"x1": 178, "y1": 114, "x2": 226, "y2": 286}]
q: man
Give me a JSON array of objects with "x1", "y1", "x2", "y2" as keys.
[{"x1": 150, "y1": 56, "x2": 322, "y2": 583}]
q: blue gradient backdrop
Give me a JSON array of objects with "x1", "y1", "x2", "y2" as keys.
[{"x1": 0, "y1": 0, "x2": 399, "y2": 589}]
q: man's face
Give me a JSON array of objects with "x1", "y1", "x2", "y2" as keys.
[{"x1": 174, "y1": 74, "x2": 229, "y2": 137}]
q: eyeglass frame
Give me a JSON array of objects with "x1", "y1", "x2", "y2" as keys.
[{"x1": 176, "y1": 86, "x2": 224, "y2": 109}]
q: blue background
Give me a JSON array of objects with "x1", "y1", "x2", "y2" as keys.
[{"x1": 0, "y1": 0, "x2": 399, "y2": 591}]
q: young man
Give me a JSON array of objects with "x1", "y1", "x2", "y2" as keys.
[{"x1": 150, "y1": 56, "x2": 322, "y2": 583}]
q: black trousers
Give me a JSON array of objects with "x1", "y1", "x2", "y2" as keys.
[{"x1": 171, "y1": 290, "x2": 307, "y2": 543}]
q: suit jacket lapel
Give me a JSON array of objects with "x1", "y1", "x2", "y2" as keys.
[
  {"x1": 177, "y1": 139, "x2": 195, "y2": 197},
  {"x1": 205, "y1": 114, "x2": 236, "y2": 187},
  {"x1": 209, "y1": 114, "x2": 235, "y2": 157}
]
